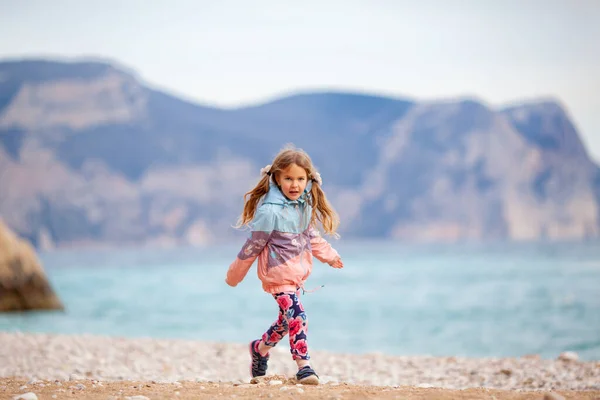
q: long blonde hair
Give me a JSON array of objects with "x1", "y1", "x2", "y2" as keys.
[{"x1": 237, "y1": 144, "x2": 340, "y2": 236}]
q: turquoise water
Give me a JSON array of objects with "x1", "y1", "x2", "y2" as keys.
[{"x1": 1, "y1": 241, "x2": 599, "y2": 361}]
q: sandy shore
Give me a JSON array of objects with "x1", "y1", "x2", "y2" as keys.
[{"x1": 1, "y1": 332, "x2": 599, "y2": 399}]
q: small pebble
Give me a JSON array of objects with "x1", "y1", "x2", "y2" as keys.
[
  {"x1": 557, "y1": 351, "x2": 579, "y2": 362},
  {"x1": 417, "y1": 383, "x2": 434, "y2": 388},
  {"x1": 544, "y1": 393, "x2": 566, "y2": 400},
  {"x1": 13, "y1": 393, "x2": 38, "y2": 400}
]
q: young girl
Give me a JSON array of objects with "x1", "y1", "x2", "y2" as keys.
[{"x1": 225, "y1": 145, "x2": 343, "y2": 385}]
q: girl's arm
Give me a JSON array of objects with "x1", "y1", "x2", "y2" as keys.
[
  {"x1": 308, "y1": 226, "x2": 341, "y2": 267},
  {"x1": 226, "y1": 207, "x2": 275, "y2": 287}
]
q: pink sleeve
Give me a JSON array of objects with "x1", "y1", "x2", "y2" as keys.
[
  {"x1": 225, "y1": 230, "x2": 271, "y2": 286},
  {"x1": 308, "y1": 226, "x2": 339, "y2": 265},
  {"x1": 226, "y1": 259, "x2": 253, "y2": 287},
  {"x1": 226, "y1": 207, "x2": 274, "y2": 287}
]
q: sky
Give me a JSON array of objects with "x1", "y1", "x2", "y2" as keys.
[{"x1": 1, "y1": 0, "x2": 599, "y2": 161}]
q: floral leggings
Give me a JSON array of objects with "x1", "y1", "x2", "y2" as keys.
[{"x1": 261, "y1": 290, "x2": 310, "y2": 360}]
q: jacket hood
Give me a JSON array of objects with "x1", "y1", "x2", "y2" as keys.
[{"x1": 262, "y1": 181, "x2": 312, "y2": 207}]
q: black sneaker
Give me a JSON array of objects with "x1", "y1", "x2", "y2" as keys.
[
  {"x1": 296, "y1": 365, "x2": 319, "y2": 385},
  {"x1": 249, "y1": 340, "x2": 269, "y2": 377}
]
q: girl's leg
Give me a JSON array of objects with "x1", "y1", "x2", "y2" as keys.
[
  {"x1": 280, "y1": 291, "x2": 310, "y2": 367},
  {"x1": 275, "y1": 291, "x2": 319, "y2": 384},
  {"x1": 257, "y1": 294, "x2": 290, "y2": 356}
]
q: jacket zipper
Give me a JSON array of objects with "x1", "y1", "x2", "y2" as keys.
[{"x1": 295, "y1": 203, "x2": 307, "y2": 275}]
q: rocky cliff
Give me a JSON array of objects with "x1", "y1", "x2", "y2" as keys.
[{"x1": 0, "y1": 59, "x2": 598, "y2": 248}]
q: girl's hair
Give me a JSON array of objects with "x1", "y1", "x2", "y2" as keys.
[{"x1": 237, "y1": 144, "x2": 340, "y2": 236}]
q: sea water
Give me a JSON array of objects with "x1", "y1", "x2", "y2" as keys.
[{"x1": 1, "y1": 240, "x2": 599, "y2": 361}]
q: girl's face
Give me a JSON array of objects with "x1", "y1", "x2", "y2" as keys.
[{"x1": 276, "y1": 163, "x2": 308, "y2": 201}]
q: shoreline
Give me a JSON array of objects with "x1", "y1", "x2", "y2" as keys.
[
  {"x1": 2, "y1": 332, "x2": 599, "y2": 393},
  {"x1": 2, "y1": 378, "x2": 600, "y2": 400}
]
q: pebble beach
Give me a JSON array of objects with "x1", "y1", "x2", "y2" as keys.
[{"x1": 2, "y1": 332, "x2": 600, "y2": 399}]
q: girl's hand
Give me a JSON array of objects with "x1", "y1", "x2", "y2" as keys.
[{"x1": 329, "y1": 257, "x2": 344, "y2": 269}]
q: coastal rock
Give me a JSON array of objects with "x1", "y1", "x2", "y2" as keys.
[{"x1": 0, "y1": 220, "x2": 64, "y2": 312}]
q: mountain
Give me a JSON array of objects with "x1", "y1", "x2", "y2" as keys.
[{"x1": 0, "y1": 59, "x2": 598, "y2": 249}]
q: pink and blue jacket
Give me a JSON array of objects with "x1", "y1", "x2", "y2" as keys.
[{"x1": 226, "y1": 182, "x2": 339, "y2": 294}]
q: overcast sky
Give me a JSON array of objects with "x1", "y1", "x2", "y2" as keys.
[{"x1": 1, "y1": 0, "x2": 599, "y2": 160}]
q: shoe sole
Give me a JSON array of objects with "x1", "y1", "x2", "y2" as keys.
[{"x1": 298, "y1": 375, "x2": 319, "y2": 385}]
